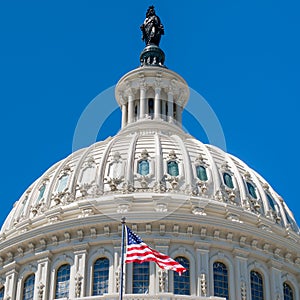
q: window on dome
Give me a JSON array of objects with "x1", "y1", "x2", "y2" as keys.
[
  {"x1": 132, "y1": 262, "x2": 149, "y2": 294},
  {"x1": 223, "y1": 173, "x2": 234, "y2": 189},
  {"x1": 196, "y1": 165, "x2": 208, "y2": 181},
  {"x1": 55, "y1": 264, "x2": 70, "y2": 299},
  {"x1": 174, "y1": 257, "x2": 190, "y2": 295},
  {"x1": 0, "y1": 287, "x2": 4, "y2": 300},
  {"x1": 148, "y1": 98, "x2": 154, "y2": 118},
  {"x1": 23, "y1": 274, "x2": 35, "y2": 300},
  {"x1": 213, "y1": 262, "x2": 229, "y2": 299},
  {"x1": 250, "y1": 270, "x2": 264, "y2": 300},
  {"x1": 283, "y1": 207, "x2": 298, "y2": 231},
  {"x1": 168, "y1": 161, "x2": 179, "y2": 176},
  {"x1": 283, "y1": 282, "x2": 294, "y2": 300},
  {"x1": 138, "y1": 160, "x2": 150, "y2": 176},
  {"x1": 57, "y1": 174, "x2": 69, "y2": 193},
  {"x1": 266, "y1": 193, "x2": 276, "y2": 211},
  {"x1": 93, "y1": 258, "x2": 109, "y2": 296},
  {"x1": 36, "y1": 184, "x2": 46, "y2": 203},
  {"x1": 247, "y1": 182, "x2": 257, "y2": 199}
]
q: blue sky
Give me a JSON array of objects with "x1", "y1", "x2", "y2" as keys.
[{"x1": 0, "y1": 0, "x2": 299, "y2": 225}]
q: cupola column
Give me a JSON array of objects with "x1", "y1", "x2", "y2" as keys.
[
  {"x1": 167, "y1": 91, "x2": 174, "y2": 122},
  {"x1": 127, "y1": 92, "x2": 134, "y2": 124},
  {"x1": 121, "y1": 104, "x2": 127, "y2": 128},
  {"x1": 154, "y1": 87, "x2": 161, "y2": 119},
  {"x1": 176, "y1": 104, "x2": 182, "y2": 125},
  {"x1": 140, "y1": 86, "x2": 147, "y2": 119}
]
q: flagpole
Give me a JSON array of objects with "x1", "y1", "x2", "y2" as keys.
[{"x1": 119, "y1": 217, "x2": 126, "y2": 300}]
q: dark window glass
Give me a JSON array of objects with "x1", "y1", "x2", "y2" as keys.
[
  {"x1": 132, "y1": 262, "x2": 149, "y2": 294},
  {"x1": 168, "y1": 161, "x2": 179, "y2": 176},
  {"x1": 55, "y1": 264, "x2": 70, "y2": 299},
  {"x1": 247, "y1": 182, "x2": 257, "y2": 199},
  {"x1": 23, "y1": 274, "x2": 35, "y2": 300},
  {"x1": 93, "y1": 258, "x2": 109, "y2": 296},
  {"x1": 283, "y1": 207, "x2": 298, "y2": 231},
  {"x1": 149, "y1": 99, "x2": 154, "y2": 118},
  {"x1": 174, "y1": 257, "x2": 190, "y2": 295},
  {"x1": 266, "y1": 193, "x2": 276, "y2": 210},
  {"x1": 196, "y1": 166, "x2": 208, "y2": 181},
  {"x1": 283, "y1": 282, "x2": 294, "y2": 300},
  {"x1": 250, "y1": 271, "x2": 264, "y2": 300},
  {"x1": 223, "y1": 173, "x2": 234, "y2": 188},
  {"x1": 213, "y1": 262, "x2": 229, "y2": 299},
  {"x1": 138, "y1": 160, "x2": 150, "y2": 176},
  {"x1": 0, "y1": 287, "x2": 4, "y2": 300}
]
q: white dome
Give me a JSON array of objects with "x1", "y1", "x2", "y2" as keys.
[{"x1": 1, "y1": 116, "x2": 298, "y2": 238}]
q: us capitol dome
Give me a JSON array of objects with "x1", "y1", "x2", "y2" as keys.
[{"x1": 0, "y1": 6, "x2": 299, "y2": 300}]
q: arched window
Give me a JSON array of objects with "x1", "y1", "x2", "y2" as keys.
[
  {"x1": 223, "y1": 173, "x2": 234, "y2": 188},
  {"x1": 55, "y1": 264, "x2": 70, "y2": 299},
  {"x1": 0, "y1": 287, "x2": 4, "y2": 300},
  {"x1": 283, "y1": 282, "x2": 294, "y2": 300},
  {"x1": 93, "y1": 258, "x2": 109, "y2": 296},
  {"x1": 36, "y1": 184, "x2": 46, "y2": 203},
  {"x1": 57, "y1": 174, "x2": 69, "y2": 192},
  {"x1": 250, "y1": 270, "x2": 264, "y2": 300},
  {"x1": 174, "y1": 257, "x2": 190, "y2": 295},
  {"x1": 168, "y1": 161, "x2": 179, "y2": 176},
  {"x1": 247, "y1": 182, "x2": 257, "y2": 199},
  {"x1": 23, "y1": 274, "x2": 35, "y2": 300},
  {"x1": 132, "y1": 262, "x2": 149, "y2": 294},
  {"x1": 266, "y1": 193, "x2": 276, "y2": 211},
  {"x1": 196, "y1": 166, "x2": 208, "y2": 181},
  {"x1": 138, "y1": 160, "x2": 149, "y2": 176},
  {"x1": 213, "y1": 262, "x2": 229, "y2": 299}
]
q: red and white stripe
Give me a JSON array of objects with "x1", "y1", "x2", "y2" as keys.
[{"x1": 125, "y1": 242, "x2": 187, "y2": 275}]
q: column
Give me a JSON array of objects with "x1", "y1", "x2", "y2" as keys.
[
  {"x1": 154, "y1": 87, "x2": 161, "y2": 119},
  {"x1": 195, "y1": 244, "x2": 209, "y2": 297},
  {"x1": 127, "y1": 92, "x2": 134, "y2": 124},
  {"x1": 121, "y1": 104, "x2": 127, "y2": 128},
  {"x1": 269, "y1": 260, "x2": 283, "y2": 300},
  {"x1": 35, "y1": 256, "x2": 51, "y2": 300},
  {"x1": 113, "y1": 245, "x2": 121, "y2": 294},
  {"x1": 233, "y1": 250, "x2": 249, "y2": 300},
  {"x1": 161, "y1": 100, "x2": 166, "y2": 121},
  {"x1": 74, "y1": 249, "x2": 88, "y2": 298},
  {"x1": 167, "y1": 91, "x2": 174, "y2": 122},
  {"x1": 140, "y1": 87, "x2": 146, "y2": 119},
  {"x1": 176, "y1": 104, "x2": 182, "y2": 125},
  {"x1": 5, "y1": 268, "x2": 18, "y2": 300},
  {"x1": 155, "y1": 245, "x2": 169, "y2": 294}
]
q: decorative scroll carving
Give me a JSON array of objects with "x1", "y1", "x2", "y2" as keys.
[
  {"x1": 200, "y1": 273, "x2": 207, "y2": 296},
  {"x1": 38, "y1": 282, "x2": 45, "y2": 300},
  {"x1": 241, "y1": 280, "x2": 247, "y2": 300},
  {"x1": 158, "y1": 269, "x2": 167, "y2": 292},
  {"x1": 75, "y1": 273, "x2": 83, "y2": 297}
]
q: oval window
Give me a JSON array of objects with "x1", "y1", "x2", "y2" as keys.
[
  {"x1": 223, "y1": 173, "x2": 234, "y2": 188},
  {"x1": 138, "y1": 160, "x2": 149, "y2": 176},
  {"x1": 196, "y1": 166, "x2": 208, "y2": 181},
  {"x1": 168, "y1": 161, "x2": 179, "y2": 176}
]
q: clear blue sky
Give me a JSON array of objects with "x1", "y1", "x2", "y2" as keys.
[{"x1": 0, "y1": 1, "x2": 299, "y2": 225}]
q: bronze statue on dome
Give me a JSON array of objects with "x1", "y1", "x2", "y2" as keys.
[{"x1": 140, "y1": 6, "x2": 164, "y2": 47}]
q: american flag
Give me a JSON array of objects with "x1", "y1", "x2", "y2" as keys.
[{"x1": 125, "y1": 226, "x2": 187, "y2": 275}]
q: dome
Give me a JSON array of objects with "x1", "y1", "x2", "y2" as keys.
[
  {"x1": 1, "y1": 65, "x2": 298, "y2": 240},
  {"x1": 1, "y1": 116, "x2": 299, "y2": 239}
]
